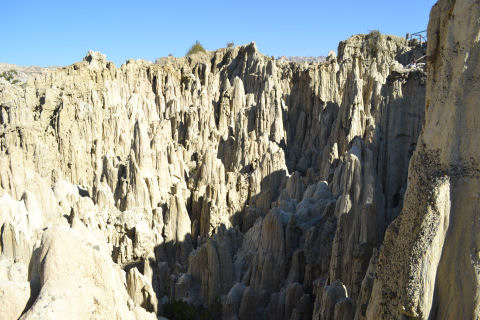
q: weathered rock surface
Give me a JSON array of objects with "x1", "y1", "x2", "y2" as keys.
[
  {"x1": 2, "y1": 1, "x2": 477, "y2": 318},
  {"x1": 20, "y1": 225, "x2": 156, "y2": 320},
  {"x1": 0, "y1": 63, "x2": 53, "y2": 83},
  {"x1": 0, "y1": 33, "x2": 426, "y2": 318},
  {"x1": 367, "y1": 1, "x2": 480, "y2": 319}
]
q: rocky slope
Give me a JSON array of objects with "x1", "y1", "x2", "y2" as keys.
[
  {"x1": 0, "y1": 63, "x2": 54, "y2": 83},
  {"x1": 1, "y1": 0, "x2": 477, "y2": 318}
]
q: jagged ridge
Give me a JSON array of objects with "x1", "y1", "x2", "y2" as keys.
[{"x1": 0, "y1": 31, "x2": 430, "y2": 319}]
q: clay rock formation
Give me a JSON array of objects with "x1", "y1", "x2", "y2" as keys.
[
  {"x1": 366, "y1": 0, "x2": 480, "y2": 319},
  {"x1": 0, "y1": 33, "x2": 425, "y2": 318},
  {"x1": 21, "y1": 225, "x2": 156, "y2": 320},
  {"x1": 0, "y1": 63, "x2": 53, "y2": 83},
  {"x1": 2, "y1": 0, "x2": 478, "y2": 318}
]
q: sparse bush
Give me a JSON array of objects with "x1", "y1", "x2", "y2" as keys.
[
  {"x1": 368, "y1": 29, "x2": 381, "y2": 39},
  {"x1": 226, "y1": 41, "x2": 234, "y2": 48},
  {"x1": 367, "y1": 30, "x2": 382, "y2": 57},
  {"x1": 209, "y1": 296, "x2": 223, "y2": 319},
  {"x1": 186, "y1": 41, "x2": 206, "y2": 56},
  {"x1": 162, "y1": 299, "x2": 213, "y2": 320},
  {"x1": 189, "y1": 166, "x2": 198, "y2": 177},
  {"x1": 0, "y1": 69, "x2": 19, "y2": 84}
]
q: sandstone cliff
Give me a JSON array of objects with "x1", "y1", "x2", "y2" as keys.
[{"x1": 1, "y1": 1, "x2": 475, "y2": 318}]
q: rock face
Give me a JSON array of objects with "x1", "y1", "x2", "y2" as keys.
[
  {"x1": 1, "y1": 1, "x2": 477, "y2": 318},
  {"x1": 367, "y1": 1, "x2": 480, "y2": 319},
  {"x1": 20, "y1": 226, "x2": 156, "y2": 320}
]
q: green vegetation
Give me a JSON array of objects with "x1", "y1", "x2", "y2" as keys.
[
  {"x1": 368, "y1": 29, "x2": 381, "y2": 39},
  {"x1": 0, "y1": 69, "x2": 20, "y2": 84},
  {"x1": 209, "y1": 297, "x2": 223, "y2": 319},
  {"x1": 186, "y1": 41, "x2": 206, "y2": 55},
  {"x1": 162, "y1": 297, "x2": 222, "y2": 320},
  {"x1": 189, "y1": 166, "x2": 198, "y2": 176},
  {"x1": 367, "y1": 30, "x2": 382, "y2": 57},
  {"x1": 162, "y1": 299, "x2": 212, "y2": 320}
]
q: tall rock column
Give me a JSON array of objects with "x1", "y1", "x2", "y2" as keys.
[{"x1": 367, "y1": 0, "x2": 480, "y2": 319}]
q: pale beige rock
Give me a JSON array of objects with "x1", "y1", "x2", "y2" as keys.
[
  {"x1": 188, "y1": 225, "x2": 242, "y2": 305},
  {"x1": 0, "y1": 257, "x2": 31, "y2": 319},
  {"x1": 0, "y1": 62, "x2": 52, "y2": 83},
  {"x1": 0, "y1": 27, "x2": 436, "y2": 320},
  {"x1": 319, "y1": 280, "x2": 351, "y2": 320},
  {"x1": 0, "y1": 280, "x2": 30, "y2": 320},
  {"x1": 367, "y1": 1, "x2": 480, "y2": 319},
  {"x1": 20, "y1": 226, "x2": 156, "y2": 320},
  {"x1": 127, "y1": 267, "x2": 158, "y2": 313}
]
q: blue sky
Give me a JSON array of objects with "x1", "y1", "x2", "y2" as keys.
[{"x1": 1, "y1": 0, "x2": 437, "y2": 67}]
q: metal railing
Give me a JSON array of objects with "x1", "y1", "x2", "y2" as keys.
[{"x1": 406, "y1": 30, "x2": 427, "y2": 45}]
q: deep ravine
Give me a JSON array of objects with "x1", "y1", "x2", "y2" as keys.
[{"x1": 1, "y1": 1, "x2": 478, "y2": 319}]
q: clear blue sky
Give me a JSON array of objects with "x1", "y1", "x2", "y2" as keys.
[{"x1": 1, "y1": 0, "x2": 437, "y2": 67}]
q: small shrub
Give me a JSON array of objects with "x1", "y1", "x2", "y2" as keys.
[
  {"x1": 368, "y1": 29, "x2": 381, "y2": 39},
  {"x1": 367, "y1": 30, "x2": 382, "y2": 57},
  {"x1": 162, "y1": 299, "x2": 211, "y2": 320},
  {"x1": 189, "y1": 166, "x2": 198, "y2": 176},
  {"x1": 186, "y1": 41, "x2": 206, "y2": 56},
  {"x1": 226, "y1": 41, "x2": 234, "y2": 48},
  {"x1": 0, "y1": 69, "x2": 19, "y2": 84},
  {"x1": 209, "y1": 296, "x2": 223, "y2": 319}
]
